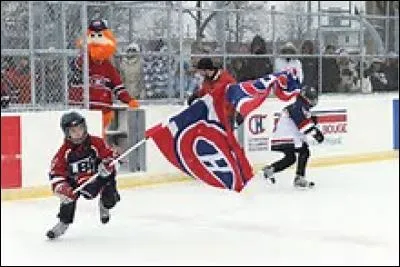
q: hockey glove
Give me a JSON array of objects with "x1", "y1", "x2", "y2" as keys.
[
  {"x1": 313, "y1": 127, "x2": 324, "y2": 143},
  {"x1": 54, "y1": 182, "x2": 77, "y2": 203},
  {"x1": 311, "y1": 115, "x2": 318, "y2": 125},
  {"x1": 128, "y1": 99, "x2": 140, "y2": 109}
]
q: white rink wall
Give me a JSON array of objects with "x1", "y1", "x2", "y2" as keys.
[
  {"x1": 142, "y1": 104, "x2": 187, "y2": 174},
  {"x1": 1, "y1": 93, "x2": 398, "y2": 189}
]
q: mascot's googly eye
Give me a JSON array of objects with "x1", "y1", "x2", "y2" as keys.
[{"x1": 90, "y1": 32, "x2": 103, "y2": 39}]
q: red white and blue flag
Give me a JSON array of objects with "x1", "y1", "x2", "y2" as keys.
[
  {"x1": 226, "y1": 69, "x2": 302, "y2": 117},
  {"x1": 145, "y1": 92, "x2": 254, "y2": 193}
]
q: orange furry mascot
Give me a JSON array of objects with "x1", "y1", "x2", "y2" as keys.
[{"x1": 69, "y1": 19, "x2": 139, "y2": 137}]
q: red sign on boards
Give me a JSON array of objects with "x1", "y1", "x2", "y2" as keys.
[{"x1": 1, "y1": 116, "x2": 22, "y2": 189}]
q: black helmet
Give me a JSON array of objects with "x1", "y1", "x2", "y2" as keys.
[
  {"x1": 301, "y1": 85, "x2": 318, "y2": 107},
  {"x1": 196, "y1": 57, "x2": 216, "y2": 70},
  {"x1": 60, "y1": 111, "x2": 88, "y2": 144}
]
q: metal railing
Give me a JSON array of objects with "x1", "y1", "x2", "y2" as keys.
[{"x1": 1, "y1": 1, "x2": 399, "y2": 112}]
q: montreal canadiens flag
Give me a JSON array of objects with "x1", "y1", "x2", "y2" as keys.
[
  {"x1": 145, "y1": 93, "x2": 254, "y2": 193},
  {"x1": 226, "y1": 68, "x2": 302, "y2": 118}
]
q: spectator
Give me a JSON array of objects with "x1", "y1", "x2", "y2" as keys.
[
  {"x1": 336, "y1": 49, "x2": 359, "y2": 93},
  {"x1": 173, "y1": 60, "x2": 202, "y2": 98},
  {"x1": 355, "y1": 59, "x2": 372, "y2": 93},
  {"x1": 228, "y1": 44, "x2": 249, "y2": 82},
  {"x1": 1, "y1": 72, "x2": 11, "y2": 108},
  {"x1": 120, "y1": 42, "x2": 145, "y2": 99},
  {"x1": 368, "y1": 58, "x2": 388, "y2": 92},
  {"x1": 2, "y1": 57, "x2": 31, "y2": 104},
  {"x1": 384, "y1": 53, "x2": 399, "y2": 91},
  {"x1": 321, "y1": 45, "x2": 340, "y2": 93},
  {"x1": 274, "y1": 42, "x2": 303, "y2": 84},
  {"x1": 300, "y1": 40, "x2": 319, "y2": 90},
  {"x1": 240, "y1": 35, "x2": 273, "y2": 81},
  {"x1": 187, "y1": 57, "x2": 238, "y2": 127}
]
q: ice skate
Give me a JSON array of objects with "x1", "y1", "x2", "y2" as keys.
[
  {"x1": 262, "y1": 165, "x2": 276, "y2": 184},
  {"x1": 46, "y1": 221, "x2": 69, "y2": 239},
  {"x1": 99, "y1": 199, "x2": 110, "y2": 224},
  {"x1": 293, "y1": 175, "x2": 314, "y2": 188}
]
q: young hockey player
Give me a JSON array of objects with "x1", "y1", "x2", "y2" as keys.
[
  {"x1": 262, "y1": 85, "x2": 324, "y2": 188},
  {"x1": 46, "y1": 111, "x2": 120, "y2": 239}
]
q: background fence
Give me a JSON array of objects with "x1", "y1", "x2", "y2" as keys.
[{"x1": 1, "y1": 1, "x2": 399, "y2": 112}]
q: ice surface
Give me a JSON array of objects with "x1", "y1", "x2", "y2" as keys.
[{"x1": 1, "y1": 160, "x2": 399, "y2": 266}]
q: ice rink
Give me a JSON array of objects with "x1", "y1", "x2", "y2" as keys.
[{"x1": 1, "y1": 159, "x2": 399, "y2": 266}]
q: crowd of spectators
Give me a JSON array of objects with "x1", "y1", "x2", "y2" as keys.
[
  {"x1": 2, "y1": 37, "x2": 399, "y2": 108},
  {"x1": 224, "y1": 37, "x2": 398, "y2": 94}
]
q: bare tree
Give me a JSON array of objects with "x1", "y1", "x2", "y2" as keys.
[
  {"x1": 278, "y1": 1, "x2": 308, "y2": 41},
  {"x1": 225, "y1": 1, "x2": 270, "y2": 44},
  {"x1": 183, "y1": 1, "x2": 220, "y2": 44}
]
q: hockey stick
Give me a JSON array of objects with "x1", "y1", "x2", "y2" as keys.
[{"x1": 73, "y1": 137, "x2": 148, "y2": 194}]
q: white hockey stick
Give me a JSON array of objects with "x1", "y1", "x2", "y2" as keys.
[{"x1": 73, "y1": 138, "x2": 148, "y2": 194}]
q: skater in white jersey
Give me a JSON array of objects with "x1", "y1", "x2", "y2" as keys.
[{"x1": 263, "y1": 86, "x2": 324, "y2": 188}]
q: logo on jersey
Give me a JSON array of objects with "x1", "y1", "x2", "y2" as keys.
[
  {"x1": 69, "y1": 156, "x2": 96, "y2": 175},
  {"x1": 89, "y1": 74, "x2": 111, "y2": 89}
]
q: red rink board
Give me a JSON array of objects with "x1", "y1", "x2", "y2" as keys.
[{"x1": 1, "y1": 116, "x2": 22, "y2": 189}]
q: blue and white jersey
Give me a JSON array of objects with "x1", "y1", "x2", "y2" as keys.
[{"x1": 271, "y1": 96, "x2": 316, "y2": 148}]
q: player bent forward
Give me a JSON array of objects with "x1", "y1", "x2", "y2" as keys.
[
  {"x1": 46, "y1": 111, "x2": 120, "y2": 239},
  {"x1": 263, "y1": 86, "x2": 324, "y2": 188}
]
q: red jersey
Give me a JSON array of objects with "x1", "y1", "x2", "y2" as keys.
[
  {"x1": 49, "y1": 135, "x2": 115, "y2": 189},
  {"x1": 69, "y1": 58, "x2": 132, "y2": 111},
  {"x1": 197, "y1": 69, "x2": 236, "y2": 118}
]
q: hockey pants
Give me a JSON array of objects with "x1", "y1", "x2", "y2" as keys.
[
  {"x1": 270, "y1": 142, "x2": 310, "y2": 177},
  {"x1": 57, "y1": 174, "x2": 120, "y2": 224}
]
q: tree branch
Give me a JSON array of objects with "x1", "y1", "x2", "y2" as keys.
[
  {"x1": 199, "y1": 12, "x2": 217, "y2": 37},
  {"x1": 183, "y1": 9, "x2": 197, "y2": 21}
]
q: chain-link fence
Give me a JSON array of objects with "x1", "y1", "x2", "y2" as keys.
[{"x1": 1, "y1": 1, "x2": 399, "y2": 112}]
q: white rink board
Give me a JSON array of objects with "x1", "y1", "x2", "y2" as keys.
[
  {"x1": 141, "y1": 104, "x2": 188, "y2": 174},
  {"x1": 244, "y1": 93, "x2": 397, "y2": 165}
]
